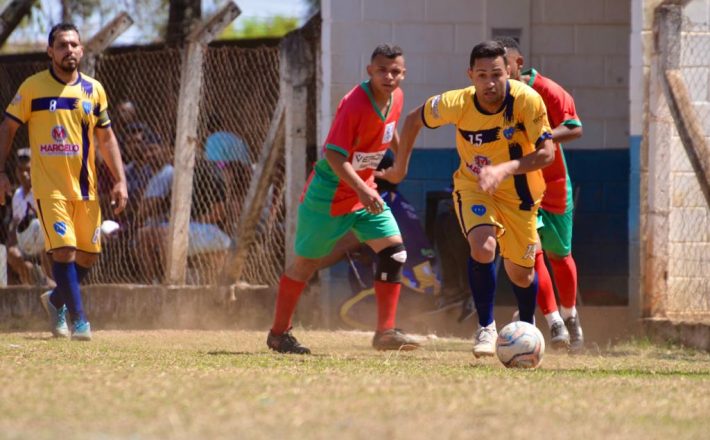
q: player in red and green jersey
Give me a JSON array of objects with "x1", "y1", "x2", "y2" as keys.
[
  {"x1": 266, "y1": 44, "x2": 420, "y2": 354},
  {"x1": 0, "y1": 23, "x2": 128, "y2": 341},
  {"x1": 499, "y1": 37, "x2": 584, "y2": 350}
]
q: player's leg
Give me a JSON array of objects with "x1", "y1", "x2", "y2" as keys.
[
  {"x1": 542, "y1": 209, "x2": 583, "y2": 350},
  {"x1": 358, "y1": 207, "x2": 419, "y2": 351},
  {"x1": 36, "y1": 199, "x2": 75, "y2": 338},
  {"x1": 267, "y1": 203, "x2": 351, "y2": 354},
  {"x1": 452, "y1": 190, "x2": 500, "y2": 356},
  {"x1": 497, "y1": 202, "x2": 539, "y2": 327},
  {"x1": 536, "y1": 211, "x2": 569, "y2": 348}
]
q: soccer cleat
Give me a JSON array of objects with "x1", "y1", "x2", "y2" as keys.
[
  {"x1": 267, "y1": 329, "x2": 311, "y2": 354},
  {"x1": 372, "y1": 328, "x2": 421, "y2": 351},
  {"x1": 71, "y1": 320, "x2": 92, "y2": 341},
  {"x1": 472, "y1": 321, "x2": 497, "y2": 358},
  {"x1": 40, "y1": 290, "x2": 70, "y2": 339},
  {"x1": 564, "y1": 315, "x2": 584, "y2": 352},
  {"x1": 549, "y1": 320, "x2": 571, "y2": 350}
]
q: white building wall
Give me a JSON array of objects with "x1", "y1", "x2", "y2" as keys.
[{"x1": 321, "y1": 0, "x2": 631, "y2": 151}]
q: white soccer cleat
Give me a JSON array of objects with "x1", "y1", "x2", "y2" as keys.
[{"x1": 472, "y1": 321, "x2": 497, "y2": 358}]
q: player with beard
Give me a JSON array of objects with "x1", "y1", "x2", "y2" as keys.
[{"x1": 0, "y1": 23, "x2": 128, "y2": 340}]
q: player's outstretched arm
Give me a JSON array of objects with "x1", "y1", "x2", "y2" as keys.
[
  {"x1": 325, "y1": 149, "x2": 384, "y2": 215},
  {"x1": 478, "y1": 138, "x2": 555, "y2": 194},
  {"x1": 552, "y1": 123, "x2": 582, "y2": 144},
  {"x1": 375, "y1": 104, "x2": 424, "y2": 184},
  {"x1": 96, "y1": 126, "x2": 128, "y2": 215},
  {"x1": 0, "y1": 117, "x2": 20, "y2": 205}
]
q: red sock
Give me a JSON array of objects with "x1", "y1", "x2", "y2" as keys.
[
  {"x1": 549, "y1": 255, "x2": 578, "y2": 308},
  {"x1": 535, "y1": 250, "x2": 557, "y2": 314},
  {"x1": 271, "y1": 274, "x2": 307, "y2": 335},
  {"x1": 374, "y1": 281, "x2": 401, "y2": 332}
]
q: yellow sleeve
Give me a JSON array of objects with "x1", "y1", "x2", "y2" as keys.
[
  {"x1": 520, "y1": 89, "x2": 552, "y2": 147},
  {"x1": 5, "y1": 80, "x2": 32, "y2": 124},
  {"x1": 96, "y1": 82, "x2": 111, "y2": 128},
  {"x1": 421, "y1": 89, "x2": 466, "y2": 129}
]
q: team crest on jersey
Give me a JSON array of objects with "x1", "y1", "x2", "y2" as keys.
[
  {"x1": 471, "y1": 204, "x2": 486, "y2": 216},
  {"x1": 503, "y1": 126, "x2": 515, "y2": 140},
  {"x1": 51, "y1": 125, "x2": 68, "y2": 143},
  {"x1": 382, "y1": 121, "x2": 395, "y2": 144},
  {"x1": 82, "y1": 101, "x2": 92, "y2": 115},
  {"x1": 352, "y1": 151, "x2": 385, "y2": 171},
  {"x1": 53, "y1": 221, "x2": 67, "y2": 237}
]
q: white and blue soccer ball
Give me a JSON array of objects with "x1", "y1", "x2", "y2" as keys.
[{"x1": 495, "y1": 321, "x2": 545, "y2": 369}]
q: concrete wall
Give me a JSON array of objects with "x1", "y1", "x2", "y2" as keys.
[{"x1": 321, "y1": 0, "x2": 630, "y2": 151}]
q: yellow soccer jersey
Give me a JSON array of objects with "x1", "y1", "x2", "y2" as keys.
[
  {"x1": 422, "y1": 80, "x2": 552, "y2": 210},
  {"x1": 5, "y1": 69, "x2": 111, "y2": 201}
]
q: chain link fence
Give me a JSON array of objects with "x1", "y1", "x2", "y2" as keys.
[
  {"x1": 645, "y1": 3, "x2": 710, "y2": 321},
  {"x1": 0, "y1": 35, "x2": 303, "y2": 287}
]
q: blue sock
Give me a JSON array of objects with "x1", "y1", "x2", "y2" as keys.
[
  {"x1": 52, "y1": 262, "x2": 87, "y2": 323},
  {"x1": 512, "y1": 272, "x2": 538, "y2": 324},
  {"x1": 468, "y1": 258, "x2": 496, "y2": 327}
]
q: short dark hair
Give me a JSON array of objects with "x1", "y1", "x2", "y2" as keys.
[
  {"x1": 495, "y1": 36, "x2": 521, "y2": 53},
  {"x1": 48, "y1": 23, "x2": 80, "y2": 47},
  {"x1": 469, "y1": 40, "x2": 508, "y2": 68},
  {"x1": 371, "y1": 44, "x2": 404, "y2": 61}
]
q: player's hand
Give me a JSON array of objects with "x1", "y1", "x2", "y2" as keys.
[
  {"x1": 110, "y1": 181, "x2": 128, "y2": 215},
  {"x1": 477, "y1": 165, "x2": 506, "y2": 194},
  {"x1": 374, "y1": 165, "x2": 405, "y2": 184},
  {"x1": 0, "y1": 172, "x2": 11, "y2": 205},
  {"x1": 357, "y1": 186, "x2": 385, "y2": 215}
]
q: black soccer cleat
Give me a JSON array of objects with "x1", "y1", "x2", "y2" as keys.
[
  {"x1": 267, "y1": 329, "x2": 311, "y2": 354},
  {"x1": 372, "y1": 328, "x2": 421, "y2": 351},
  {"x1": 564, "y1": 315, "x2": 585, "y2": 352}
]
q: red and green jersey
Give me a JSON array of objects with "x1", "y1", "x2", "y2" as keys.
[
  {"x1": 525, "y1": 68, "x2": 582, "y2": 214},
  {"x1": 302, "y1": 81, "x2": 403, "y2": 216}
]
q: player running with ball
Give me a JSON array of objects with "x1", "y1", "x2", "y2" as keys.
[{"x1": 266, "y1": 44, "x2": 420, "y2": 354}]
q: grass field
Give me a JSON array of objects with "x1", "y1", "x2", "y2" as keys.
[{"x1": 1, "y1": 329, "x2": 709, "y2": 440}]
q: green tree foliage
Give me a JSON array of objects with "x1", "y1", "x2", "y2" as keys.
[{"x1": 219, "y1": 15, "x2": 299, "y2": 40}]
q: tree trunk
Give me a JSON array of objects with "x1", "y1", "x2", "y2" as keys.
[
  {"x1": 166, "y1": 0, "x2": 201, "y2": 46},
  {"x1": 61, "y1": 0, "x2": 72, "y2": 22}
]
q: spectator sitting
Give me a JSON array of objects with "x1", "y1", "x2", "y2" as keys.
[
  {"x1": 137, "y1": 150, "x2": 232, "y2": 284},
  {"x1": 6, "y1": 148, "x2": 54, "y2": 287}
]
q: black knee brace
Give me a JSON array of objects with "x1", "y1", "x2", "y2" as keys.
[{"x1": 375, "y1": 244, "x2": 407, "y2": 283}]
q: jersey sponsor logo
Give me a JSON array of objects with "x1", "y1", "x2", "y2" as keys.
[
  {"x1": 41, "y1": 125, "x2": 80, "y2": 155},
  {"x1": 82, "y1": 101, "x2": 92, "y2": 115},
  {"x1": 459, "y1": 127, "x2": 499, "y2": 146},
  {"x1": 382, "y1": 121, "x2": 395, "y2": 144},
  {"x1": 352, "y1": 151, "x2": 385, "y2": 171},
  {"x1": 53, "y1": 221, "x2": 67, "y2": 237},
  {"x1": 466, "y1": 155, "x2": 491, "y2": 175},
  {"x1": 51, "y1": 125, "x2": 68, "y2": 143},
  {"x1": 11, "y1": 94, "x2": 21, "y2": 105},
  {"x1": 92, "y1": 227, "x2": 101, "y2": 244},
  {"x1": 471, "y1": 204, "x2": 486, "y2": 216},
  {"x1": 522, "y1": 244, "x2": 536, "y2": 261},
  {"x1": 430, "y1": 95, "x2": 442, "y2": 119}
]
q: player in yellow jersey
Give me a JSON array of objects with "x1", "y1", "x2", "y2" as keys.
[
  {"x1": 0, "y1": 23, "x2": 128, "y2": 341},
  {"x1": 382, "y1": 40, "x2": 554, "y2": 357}
]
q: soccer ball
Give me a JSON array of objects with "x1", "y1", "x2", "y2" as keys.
[{"x1": 495, "y1": 321, "x2": 545, "y2": 369}]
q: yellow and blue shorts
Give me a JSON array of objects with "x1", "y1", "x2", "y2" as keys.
[
  {"x1": 35, "y1": 199, "x2": 102, "y2": 254},
  {"x1": 453, "y1": 189, "x2": 539, "y2": 268}
]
